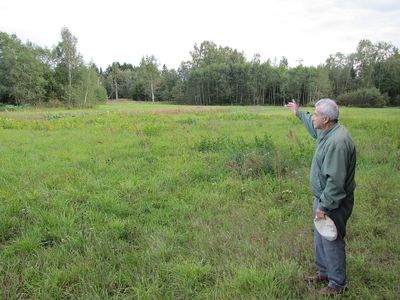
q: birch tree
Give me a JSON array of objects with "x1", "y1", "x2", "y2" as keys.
[
  {"x1": 54, "y1": 27, "x2": 82, "y2": 104},
  {"x1": 139, "y1": 56, "x2": 160, "y2": 102}
]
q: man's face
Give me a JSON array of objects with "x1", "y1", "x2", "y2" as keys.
[{"x1": 311, "y1": 106, "x2": 327, "y2": 130}]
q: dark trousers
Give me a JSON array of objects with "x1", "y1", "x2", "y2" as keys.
[{"x1": 313, "y1": 197, "x2": 347, "y2": 289}]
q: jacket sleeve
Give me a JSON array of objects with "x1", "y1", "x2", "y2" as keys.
[
  {"x1": 318, "y1": 144, "x2": 348, "y2": 211},
  {"x1": 296, "y1": 111, "x2": 318, "y2": 139}
]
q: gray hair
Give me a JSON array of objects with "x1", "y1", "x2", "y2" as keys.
[{"x1": 315, "y1": 98, "x2": 339, "y2": 122}]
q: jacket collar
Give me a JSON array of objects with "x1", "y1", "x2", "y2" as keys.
[{"x1": 318, "y1": 123, "x2": 340, "y2": 142}]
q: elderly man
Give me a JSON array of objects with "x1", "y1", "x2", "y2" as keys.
[{"x1": 286, "y1": 99, "x2": 356, "y2": 296}]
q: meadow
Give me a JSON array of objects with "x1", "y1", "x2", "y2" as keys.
[{"x1": 0, "y1": 101, "x2": 399, "y2": 299}]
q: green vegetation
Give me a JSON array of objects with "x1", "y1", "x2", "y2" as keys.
[
  {"x1": 337, "y1": 87, "x2": 388, "y2": 107},
  {"x1": 2, "y1": 29, "x2": 400, "y2": 107},
  {"x1": 0, "y1": 102, "x2": 399, "y2": 299},
  {"x1": 0, "y1": 29, "x2": 107, "y2": 107},
  {"x1": 83, "y1": 40, "x2": 400, "y2": 107}
]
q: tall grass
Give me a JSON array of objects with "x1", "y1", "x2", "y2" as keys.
[{"x1": 0, "y1": 102, "x2": 399, "y2": 299}]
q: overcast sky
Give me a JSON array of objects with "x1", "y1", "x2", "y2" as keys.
[{"x1": 1, "y1": 0, "x2": 399, "y2": 69}]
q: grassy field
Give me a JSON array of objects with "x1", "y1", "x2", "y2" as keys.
[{"x1": 0, "y1": 101, "x2": 399, "y2": 299}]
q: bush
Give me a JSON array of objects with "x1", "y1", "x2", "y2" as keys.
[
  {"x1": 95, "y1": 86, "x2": 108, "y2": 102},
  {"x1": 0, "y1": 104, "x2": 31, "y2": 111},
  {"x1": 337, "y1": 87, "x2": 388, "y2": 107},
  {"x1": 226, "y1": 135, "x2": 287, "y2": 178}
]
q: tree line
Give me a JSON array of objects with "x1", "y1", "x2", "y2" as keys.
[
  {"x1": 1, "y1": 28, "x2": 399, "y2": 107},
  {"x1": 0, "y1": 28, "x2": 107, "y2": 107}
]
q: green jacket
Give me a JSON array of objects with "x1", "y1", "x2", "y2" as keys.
[{"x1": 297, "y1": 110, "x2": 356, "y2": 236}]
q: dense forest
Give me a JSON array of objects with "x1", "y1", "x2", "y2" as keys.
[{"x1": 1, "y1": 28, "x2": 399, "y2": 107}]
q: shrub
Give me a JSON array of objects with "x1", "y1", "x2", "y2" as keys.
[
  {"x1": 95, "y1": 86, "x2": 108, "y2": 102},
  {"x1": 226, "y1": 135, "x2": 287, "y2": 178},
  {"x1": 0, "y1": 104, "x2": 28, "y2": 111},
  {"x1": 337, "y1": 87, "x2": 388, "y2": 107},
  {"x1": 196, "y1": 135, "x2": 230, "y2": 152}
]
